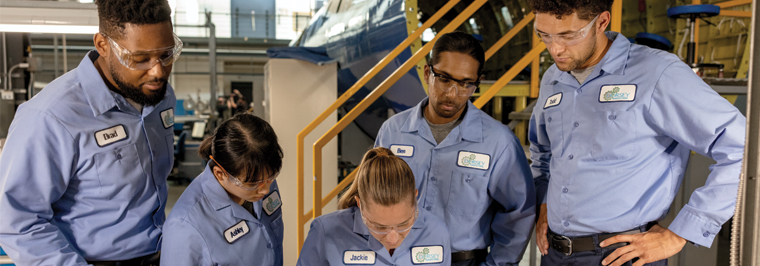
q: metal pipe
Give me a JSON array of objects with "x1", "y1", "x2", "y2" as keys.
[
  {"x1": 62, "y1": 33, "x2": 67, "y2": 73},
  {"x1": 737, "y1": 0, "x2": 760, "y2": 263},
  {"x1": 207, "y1": 12, "x2": 217, "y2": 126},
  {"x1": 54, "y1": 35, "x2": 58, "y2": 78},
  {"x1": 2, "y1": 32, "x2": 7, "y2": 91}
]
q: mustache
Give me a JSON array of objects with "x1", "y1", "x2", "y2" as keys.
[{"x1": 142, "y1": 78, "x2": 168, "y2": 86}]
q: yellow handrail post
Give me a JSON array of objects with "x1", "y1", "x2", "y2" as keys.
[
  {"x1": 611, "y1": 0, "x2": 622, "y2": 32},
  {"x1": 295, "y1": 0, "x2": 462, "y2": 252},
  {"x1": 311, "y1": 0, "x2": 489, "y2": 227},
  {"x1": 531, "y1": 23, "x2": 541, "y2": 99},
  {"x1": 716, "y1": 0, "x2": 752, "y2": 8},
  {"x1": 692, "y1": 0, "x2": 700, "y2": 65}
]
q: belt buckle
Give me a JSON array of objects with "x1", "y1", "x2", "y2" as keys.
[{"x1": 552, "y1": 234, "x2": 573, "y2": 256}]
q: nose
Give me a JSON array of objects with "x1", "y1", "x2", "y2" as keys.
[
  {"x1": 547, "y1": 41, "x2": 565, "y2": 56},
  {"x1": 385, "y1": 230, "x2": 400, "y2": 245},
  {"x1": 147, "y1": 60, "x2": 166, "y2": 77},
  {"x1": 257, "y1": 184, "x2": 270, "y2": 195}
]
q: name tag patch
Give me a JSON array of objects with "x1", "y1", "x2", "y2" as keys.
[
  {"x1": 389, "y1": 144, "x2": 414, "y2": 157},
  {"x1": 343, "y1": 251, "x2": 376, "y2": 265},
  {"x1": 160, "y1": 108, "x2": 175, "y2": 129},
  {"x1": 599, "y1": 85, "x2": 636, "y2": 102},
  {"x1": 223, "y1": 220, "x2": 250, "y2": 244},
  {"x1": 95, "y1": 125, "x2": 128, "y2": 147},
  {"x1": 411, "y1": 246, "x2": 444, "y2": 264},
  {"x1": 544, "y1": 92, "x2": 562, "y2": 109},
  {"x1": 263, "y1": 191, "x2": 282, "y2": 216},
  {"x1": 457, "y1": 151, "x2": 491, "y2": 170}
]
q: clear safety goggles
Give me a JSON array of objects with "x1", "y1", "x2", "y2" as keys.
[
  {"x1": 429, "y1": 64, "x2": 479, "y2": 97},
  {"x1": 360, "y1": 207, "x2": 418, "y2": 235},
  {"x1": 534, "y1": 14, "x2": 599, "y2": 47},
  {"x1": 104, "y1": 33, "x2": 183, "y2": 71},
  {"x1": 210, "y1": 155, "x2": 278, "y2": 191}
]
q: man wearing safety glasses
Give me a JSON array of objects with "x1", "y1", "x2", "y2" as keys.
[
  {"x1": 375, "y1": 32, "x2": 536, "y2": 266},
  {"x1": 0, "y1": 0, "x2": 180, "y2": 265},
  {"x1": 528, "y1": 0, "x2": 745, "y2": 265}
]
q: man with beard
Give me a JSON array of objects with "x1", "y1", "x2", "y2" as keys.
[
  {"x1": 528, "y1": 0, "x2": 745, "y2": 265},
  {"x1": 0, "y1": 0, "x2": 179, "y2": 265},
  {"x1": 375, "y1": 32, "x2": 536, "y2": 266}
]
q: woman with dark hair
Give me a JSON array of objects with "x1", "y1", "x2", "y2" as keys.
[
  {"x1": 297, "y1": 147, "x2": 451, "y2": 266},
  {"x1": 161, "y1": 113, "x2": 284, "y2": 265}
]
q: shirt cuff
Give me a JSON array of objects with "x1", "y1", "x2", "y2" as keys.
[{"x1": 669, "y1": 208, "x2": 722, "y2": 248}]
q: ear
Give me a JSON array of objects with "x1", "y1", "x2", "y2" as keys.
[
  {"x1": 93, "y1": 33, "x2": 110, "y2": 60},
  {"x1": 597, "y1": 11, "x2": 611, "y2": 33},
  {"x1": 423, "y1": 64, "x2": 431, "y2": 86},
  {"x1": 355, "y1": 195, "x2": 361, "y2": 209},
  {"x1": 212, "y1": 166, "x2": 226, "y2": 182},
  {"x1": 415, "y1": 189, "x2": 419, "y2": 198}
]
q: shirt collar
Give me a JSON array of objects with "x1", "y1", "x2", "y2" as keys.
[
  {"x1": 201, "y1": 164, "x2": 256, "y2": 221},
  {"x1": 400, "y1": 97, "x2": 483, "y2": 143},
  {"x1": 550, "y1": 32, "x2": 631, "y2": 85},
  {"x1": 77, "y1": 50, "x2": 121, "y2": 117}
]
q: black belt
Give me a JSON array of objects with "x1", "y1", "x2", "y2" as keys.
[
  {"x1": 548, "y1": 222, "x2": 657, "y2": 256},
  {"x1": 87, "y1": 251, "x2": 160, "y2": 266},
  {"x1": 452, "y1": 249, "x2": 487, "y2": 263}
]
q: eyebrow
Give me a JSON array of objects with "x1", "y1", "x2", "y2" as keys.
[
  {"x1": 535, "y1": 28, "x2": 576, "y2": 35},
  {"x1": 434, "y1": 68, "x2": 478, "y2": 82}
]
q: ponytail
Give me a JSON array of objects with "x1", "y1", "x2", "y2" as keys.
[{"x1": 337, "y1": 147, "x2": 416, "y2": 210}]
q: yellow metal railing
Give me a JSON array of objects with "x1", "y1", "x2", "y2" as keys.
[
  {"x1": 296, "y1": 0, "x2": 624, "y2": 254},
  {"x1": 295, "y1": 0, "x2": 462, "y2": 252}
]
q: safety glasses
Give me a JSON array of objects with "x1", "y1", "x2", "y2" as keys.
[
  {"x1": 534, "y1": 14, "x2": 599, "y2": 47},
  {"x1": 360, "y1": 207, "x2": 418, "y2": 235},
  {"x1": 209, "y1": 155, "x2": 278, "y2": 191},
  {"x1": 103, "y1": 32, "x2": 183, "y2": 71},
  {"x1": 429, "y1": 64, "x2": 479, "y2": 96}
]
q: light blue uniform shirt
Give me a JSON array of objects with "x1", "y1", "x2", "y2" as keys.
[
  {"x1": 375, "y1": 99, "x2": 536, "y2": 266},
  {"x1": 0, "y1": 51, "x2": 175, "y2": 264},
  {"x1": 529, "y1": 32, "x2": 745, "y2": 247},
  {"x1": 161, "y1": 164, "x2": 284, "y2": 266},
  {"x1": 297, "y1": 206, "x2": 451, "y2": 266}
]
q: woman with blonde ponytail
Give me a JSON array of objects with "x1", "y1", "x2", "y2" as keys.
[{"x1": 298, "y1": 147, "x2": 451, "y2": 265}]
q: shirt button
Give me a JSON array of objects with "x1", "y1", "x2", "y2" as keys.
[
  {"x1": 267, "y1": 243, "x2": 272, "y2": 248},
  {"x1": 426, "y1": 206, "x2": 432, "y2": 211},
  {"x1": 577, "y1": 88, "x2": 582, "y2": 93},
  {"x1": 562, "y1": 188, "x2": 568, "y2": 193},
  {"x1": 564, "y1": 221, "x2": 570, "y2": 227},
  {"x1": 573, "y1": 122, "x2": 579, "y2": 127},
  {"x1": 568, "y1": 154, "x2": 574, "y2": 160},
  {"x1": 430, "y1": 177, "x2": 436, "y2": 182},
  {"x1": 258, "y1": 224, "x2": 263, "y2": 228},
  {"x1": 609, "y1": 115, "x2": 617, "y2": 120},
  {"x1": 116, "y1": 154, "x2": 122, "y2": 160},
  {"x1": 548, "y1": 117, "x2": 553, "y2": 122},
  {"x1": 703, "y1": 232, "x2": 710, "y2": 237}
]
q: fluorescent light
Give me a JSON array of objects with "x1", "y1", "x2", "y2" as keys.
[{"x1": 0, "y1": 24, "x2": 98, "y2": 34}]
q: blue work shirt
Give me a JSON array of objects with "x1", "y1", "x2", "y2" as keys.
[
  {"x1": 529, "y1": 32, "x2": 745, "y2": 247},
  {"x1": 375, "y1": 99, "x2": 536, "y2": 266},
  {"x1": 161, "y1": 164, "x2": 284, "y2": 266},
  {"x1": 0, "y1": 51, "x2": 175, "y2": 264},
  {"x1": 297, "y1": 206, "x2": 451, "y2": 266}
]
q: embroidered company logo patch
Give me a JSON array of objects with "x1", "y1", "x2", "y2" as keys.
[
  {"x1": 263, "y1": 191, "x2": 282, "y2": 216},
  {"x1": 223, "y1": 220, "x2": 250, "y2": 244},
  {"x1": 389, "y1": 144, "x2": 414, "y2": 157},
  {"x1": 457, "y1": 151, "x2": 491, "y2": 170},
  {"x1": 544, "y1": 92, "x2": 562, "y2": 109},
  {"x1": 343, "y1": 251, "x2": 376, "y2": 265},
  {"x1": 412, "y1": 246, "x2": 444, "y2": 264},
  {"x1": 599, "y1": 85, "x2": 636, "y2": 102},
  {"x1": 160, "y1": 108, "x2": 175, "y2": 129}
]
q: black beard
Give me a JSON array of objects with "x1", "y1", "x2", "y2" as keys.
[{"x1": 109, "y1": 63, "x2": 167, "y2": 106}]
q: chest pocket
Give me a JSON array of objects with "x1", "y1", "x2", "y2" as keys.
[
  {"x1": 94, "y1": 143, "x2": 147, "y2": 199},
  {"x1": 544, "y1": 110, "x2": 564, "y2": 156},
  {"x1": 269, "y1": 215, "x2": 283, "y2": 246},
  {"x1": 589, "y1": 110, "x2": 638, "y2": 161},
  {"x1": 447, "y1": 170, "x2": 489, "y2": 216}
]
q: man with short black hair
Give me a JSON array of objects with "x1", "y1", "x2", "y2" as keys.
[
  {"x1": 0, "y1": 0, "x2": 180, "y2": 264},
  {"x1": 527, "y1": 0, "x2": 745, "y2": 265},
  {"x1": 375, "y1": 32, "x2": 536, "y2": 266}
]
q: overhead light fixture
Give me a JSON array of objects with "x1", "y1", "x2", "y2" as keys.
[{"x1": 0, "y1": 24, "x2": 98, "y2": 34}]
